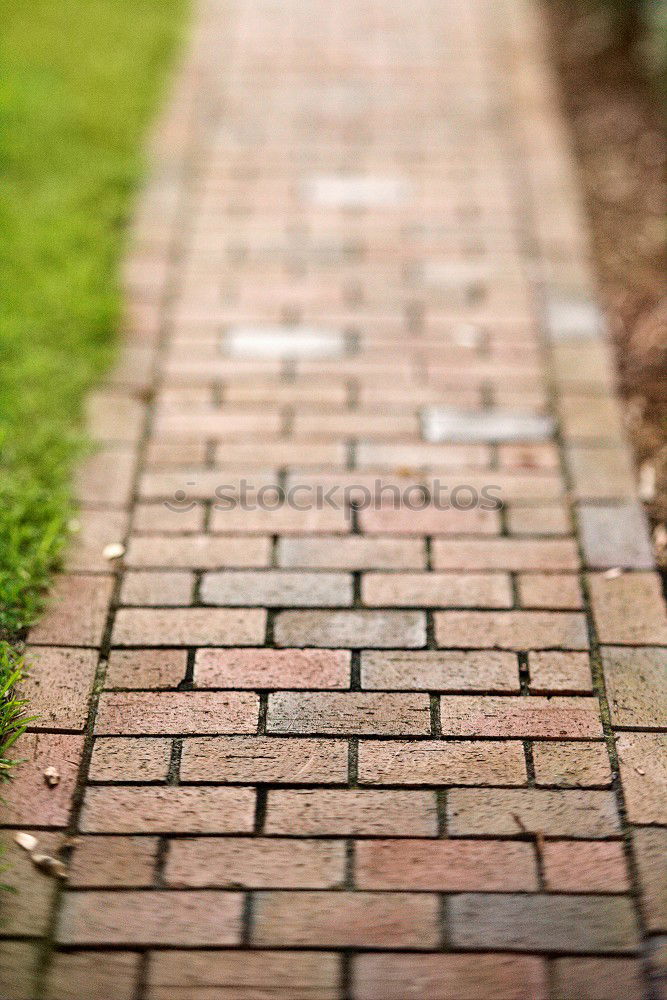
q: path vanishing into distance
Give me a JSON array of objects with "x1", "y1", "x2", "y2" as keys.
[{"x1": 2, "y1": 0, "x2": 666, "y2": 997}]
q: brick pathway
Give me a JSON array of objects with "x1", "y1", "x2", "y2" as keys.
[{"x1": 2, "y1": 0, "x2": 666, "y2": 997}]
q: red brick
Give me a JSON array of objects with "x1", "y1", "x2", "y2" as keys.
[
  {"x1": 126, "y1": 534, "x2": 271, "y2": 568},
  {"x1": 356, "y1": 839, "x2": 538, "y2": 890},
  {"x1": 181, "y1": 735, "x2": 348, "y2": 783},
  {"x1": 361, "y1": 572, "x2": 512, "y2": 607},
  {"x1": 88, "y1": 736, "x2": 171, "y2": 782},
  {"x1": 552, "y1": 958, "x2": 644, "y2": 1000},
  {"x1": 65, "y1": 509, "x2": 129, "y2": 571},
  {"x1": 45, "y1": 951, "x2": 140, "y2": 1000},
  {"x1": 542, "y1": 840, "x2": 629, "y2": 892},
  {"x1": 267, "y1": 692, "x2": 430, "y2": 735},
  {"x1": 80, "y1": 786, "x2": 255, "y2": 833},
  {"x1": 358, "y1": 739, "x2": 526, "y2": 785},
  {"x1": 146, "y1": 951, "x2": 340, "y2": 1000},
  {"x1": 95, "y1": 691, "x2": 258, "y2": 735},
  {"x1": 602, "y1": 646, "x2": 667, "y2": 727},
  {"x1": 528, "y1": 651, "x2": 593, "y2": 693},
  {"x1": 354, "y1": 953, "x2": 548, "y2": 1000},
  {"x1": 105, "y1": 649, "x2": 188, "y2": 689},
  {"x1": 616, "y1": 732, "x2": 667, "y2": 824},
  {"x1": 277, "y1": 534, "x2": 427, "y2": 569},
  {"x1": 588, "y1": 572, "x2": 667, "y2": 645},
  {"x1": 432, "y1": 538, "x2": 579, "y2": 570},
  {"x1": 120, "y1": 571, "x2": 193, "y2": 605},
  {"x1": 76, "y1": 447, "x2": 136, "y2": 507},
  {"x1": 57, "y1": 891, "x2": 243, "y2": 946},
  {"x1": 22, "y1": 647, "x2": 98, "y2": 730},
  {"x1": 201, "y1": 570, "x2": 353, "y2": 606},
  {"x1": 2, "y1": 733, "x2": 84, "y2": 827},
  {"x1": 435, "y1": 611, "x2": 589, "y2": 649},
  {"x1": 632, "y1": 827, "x2": 667, "y2": 931},
  {"x1": 210, "y1": 504, "x2": 349, "y2": 534},
  {"x1": 447, "y1": 788, "x2": 620, "y2": 836},
  {"x1": 0, "y1": 941, "x2": 36, "y2": 1000},
  {"x1": 274, "y1": 610, "x2": 426, "y2": 648},
  {"x1": 507, "y1": 504, "x2": 571, "y2": 535},
  {"x1": 132, "y1": 502, "x2": 205, "y2": 532},
  {"x1": 252, "y1": 891, "x2": 439, "y2": 949},
  {"x1": 165, "y1": 837, "x2": 345, "y2": 888},
  {"x1": 440, "y1": 694, "x2": 602, "y2": 738},
  {"x1": 361, "y1": 650, "x2": 520, "y2": 691},
  {"x1": 29, "y1": 575, "x2": 114, "y2": 647},
  {"x1": 265, "y1": 789, "x2": 438, "y2": 836},
  {"x1": 112, "y1": 607, "x2": 266, "y2": 646},
  {"x1": 359, "y1": 505, "x2": 500, "y2": 535},
  {"x1": 518, "y1": 573, "x2": 583, "y2": 609},
  {"x1": 69, "y1": 836, "x2": 159, "y2": 887},
  {"x1": 0, "y1": 831, "x2": 62, "y2": 935},
  {"x1": 533, "y1": 742, "x2": 612, "y2": 787},
  {"x1": 194, "y1": 647, "x2": 350, "y2": 688}
]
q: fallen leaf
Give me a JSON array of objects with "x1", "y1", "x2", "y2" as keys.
[
  {"x1": 102, "y1": 542, "x2": 125, "y2": 560},
  {"x1": 43, "y1": 766, "x2": 60, "y2": 788},
  {"x1": 30, "y1": 854, "x2": 68, "y2": 880},
  {"x1": 14, "y1": 832, "x2": 38, "y2": 853}
]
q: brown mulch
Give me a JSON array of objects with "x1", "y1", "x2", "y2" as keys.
[{"x1": 546, "y1": 1, "x2": 667, "y2": 557}]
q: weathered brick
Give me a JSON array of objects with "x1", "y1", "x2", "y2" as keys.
[
  {"x1": 105, "y1": 649, "x2": 188, "y2": 689},
  {"x1": 588, "y1": 573, "x2": 667, "y2": 645},
  {"x1": 132, "y1": 502, "x2": 205, "y2": 532},
  {"x1": 358, "y1": 739, "x2": 526, "y2": 786},
  {"x1": 440, "y1": 695, "x2": 602, "y2": 738},
  {"x1": 89, "y1": 736, "x2": 171, "y2": 781},
  {"x1": 602, "y1": 646, "x2": 667, "y2": 728},
  {"x1": 578, "y1": 503, "x2": 654, "y2": 569},
  {"x1": 181, "y1": 736, "x2": 348, "y2": 783},
  {"x1": 361, "y1": 649, "x2": 519, "y2": 691},
  {"x1": 517, "y1": 573, "x2": 583, "y2": 609},
  {"x1": 449, "y1": 893, "x2": 639, "y2": 953},
  {"x1": 551, "y1": 958, "x2": 644, "y2": 1000},
  {"x1": 95, "y1": 691, "x2": 259, "y2": 735},
  {"x1": 447, "y1": 788, "x2": 620, "y2": 836},
  {"x1": 57, "y1": 891, "x2": 243, "y2": 946},
  {"x1": 76, "y1": 447, "x2": 136, "y2": 507},
  {"x1": 146, "y1": 951, "x2": 340, "y2": 1000},
  {"x1": 533, "y1": 742, "x2": 612, "y2": 787},
  {"x1": 361, "y1": 572, "x2": 512, "y2": 608},
  {"x1": 528, "y1": 651, "x2": 593, "y2": 693},
  {"x1": 435, "y1": 610, "x2": 589, "y2": 650},
  {"x1": 0, "y1": 831, "x2": 62, "y2": 934},
  {"x1": 2, "y1": 733, "x2": 84, "y2": 827},
  {"x1": 356, "y1": 839, "x2": 538, "y2": 890},
  {"x1": 543, "y1": 840, "x2": 629, "y2": 892},
  {"x1": 210, "y1": 503, "x2": 349, "y2": 534},
  {"x1": 65, "y1": 509, "x2": 129, "y2": 572},
  {"x1": 165, "y1": 837, "x2": 345, "y2": 888},
  {"x1": 120, "y1": 571, "x2": 193, "y2": 605},
  {"x1": 632, "y1": 828, "x2": 667, "y2": 931},
  {"x1": 359, "y1": 505, "x2": 500, "y2": 535},
  {"x1": 616, "y1": 732, "x2": 667, "y2": 824},
  {"x1": 29, "y1": 575, "x2": 114, "y2": 647},
  {"x1": 268, "y1": 691, "x2": 430, "y2": 735},
  {"x1": 195, "y1": 647, "x2": 350, "y2": 689},
  {"x1": 80, "y1": 786, "x2": 255, "y2": 833},
  {"x1": 506, "y1": 504, "x2": 571, "y2": 535},
  {"x1": 69, "y1": 836, "x2": 159, "y2": 887},
  {"x1": 45, "y1": 951, "x2": 140, "y2": 1000},
  {"x1": 126, "y1": 534, "x2": 271, "y2": 569},
  {"x1": 22, "y1": 647, "x2": 98, "y2": 730},
  {"x1": 432, "y1": 538, "x2": 579, "y2": 571},
  {"x1": 274, "y1": 610, "x2": 426, "y2": 648},
  {"x1": 265, "y1": 789, "x2": 437, "y2": 836},
  {"x1": 112, "y1": 607, "x2": 266, "y2": 646},
  {"x1": 277, "y1": 535, "x2": 426, "y2": 569},
  {"x1": 0, "y1": 941, "x2": 37, "y2": 1000},
  {"x1": 252, "y1": 891, "x2": 439, "y2": 949},
  {"x1": 201, "y1": 570, "x2": 353, "y2": 606},
  {"x1": 567, "y1": 446, "x2": 637, "y2": 500},
  {"x1": 354, "y1": 953, "x2": 548, "y2": 1000}
]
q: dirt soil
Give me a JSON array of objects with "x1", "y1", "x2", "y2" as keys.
[{"x1": 546, "y1": 1, "x2": 666, "y2": 559}]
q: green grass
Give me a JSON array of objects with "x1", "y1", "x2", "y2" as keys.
[{"x1": 0, "y1": 0, "x2": 186, "y2": 755}]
